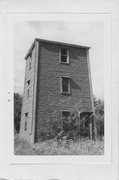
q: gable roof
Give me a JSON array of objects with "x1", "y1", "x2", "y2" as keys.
[{"x1": 25, "y1": 38, "x2": 90, "y2": 59}]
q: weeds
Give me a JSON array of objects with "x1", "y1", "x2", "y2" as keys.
[{"x1": 14, "y1": 134, "x2": 104, "y2": 155}]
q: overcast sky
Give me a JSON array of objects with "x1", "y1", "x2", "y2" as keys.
[{"x1": 14, "y1": 21, "x2": 104, "y2": 100}]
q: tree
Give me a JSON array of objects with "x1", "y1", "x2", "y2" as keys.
[
  {"x1": 94, "y1": 97, "x2": 104, "y2": 139},
  {"x1": 14, "y1": 93, "x2": 22, "y2": 133}
]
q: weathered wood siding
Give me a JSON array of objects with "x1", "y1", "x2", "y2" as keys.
[
  {"x1": 20, "y1": 46, "x2": 36, "y2": 143},
  {"x1": 35, "y1": 42, "x2": 93, "y2": 142}
]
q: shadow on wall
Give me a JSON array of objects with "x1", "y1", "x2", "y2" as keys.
[{"x1": 70, "y1": 79, "x2": 81, "y2": 90}]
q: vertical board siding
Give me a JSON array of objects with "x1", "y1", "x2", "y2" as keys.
[
  {"x1": 35, "y1": 42, "x2": 93, "y2": 141},
  {"x1": 20, "y1": 46, "x2": 36, "y2": 143},
  {"x1": 20, "y1": 40, "x2": 94, "y2": 143}
]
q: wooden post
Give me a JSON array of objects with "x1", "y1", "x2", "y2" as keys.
[
  {"x1": 89, "y1": 118, "x2": 92, "y2": 140},
  {"x1": 93, "y1": 114, "x2": 97, "y2": 140}
]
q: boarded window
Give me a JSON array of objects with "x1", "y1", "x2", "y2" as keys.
[
  {"x1": 60, "y1": 48, "x2": 69, "y2": 63},
  {"x1": 61, "y1": 77, "x2": 70, "y2": 94}
]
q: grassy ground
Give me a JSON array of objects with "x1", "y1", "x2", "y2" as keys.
[{"x1": 14, "y1": 134, "x2": 104, "y2": 155}]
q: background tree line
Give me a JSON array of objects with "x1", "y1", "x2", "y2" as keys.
[
  {"x1": 94, "y1": 97, "x2": 104, "y2": 139},
  {"x1": 14, "y1": 93, "x2": 104, "y2": 140},
  {"x1": 14, "y1": 93, "x2": 22, "y2": 133}
]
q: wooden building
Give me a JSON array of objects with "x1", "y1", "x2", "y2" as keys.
[{"x1": 20, "y1": 38, "x2": 94, "y2": 144}]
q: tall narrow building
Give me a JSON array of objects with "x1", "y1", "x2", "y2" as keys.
[{"x1": 20, "y1": 38, "x2": 94, "y2": 144}]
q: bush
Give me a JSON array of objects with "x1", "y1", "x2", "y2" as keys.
[
  {"x1": 37, "y1": 97, "x2": 104, "y2": 141},
  {"x1": 14, "y1": 93, "x2": 104, "y2": 141},
  {"x1": 94, "y1": 97, "x2": 104, "y2": 138},
  {"x1": 37, "y1": 118, "x2": 63, "y2": 141},
  {"x1": 38, "y1": 108, "x2": 91, "y2": 142},
  {"x1": 14, "y1": 93, "x2": 22, "y2": 133}
]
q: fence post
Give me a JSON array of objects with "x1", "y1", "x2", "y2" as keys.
[{"x1": 89, "y1": 119, "x2": 92, "y2": 140}]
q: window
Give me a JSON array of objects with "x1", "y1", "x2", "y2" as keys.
[
  {"x1": 24, "y1": 113, "x2": 28, "y2": 131},
  {"x1": 62, "y1": 111, "x2": 70, "y2": 118},
  {"x1": 27, "y1": 80, "x2": 30, "y2": 85},
  {"x1": 61, "y1": 77, "x2": 70, "y2": 94},
  {"x1": 27, "y1": 89, "x2": 30, "y2": 98},
  {"x1": 25, "y1": 112, "x2": 28, "y2": 118},
  {"x1": 60, "y1": 48, "x2": 69, "y2": 63}
]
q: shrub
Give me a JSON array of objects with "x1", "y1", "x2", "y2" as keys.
[
  {"x1": 37, "y1": 110, "x2": 92, "y2": 142},
  {"x1": 37, "y1": 118, "x2": 63, "y2": 141},
  {"x1": 14, "y1": 93, "x2": 22, "y2": 133},
  {"x1": 94, "y1": 97, "x2": 104, "y2": 139},
  {"x1": 38, "y1": 97, "x2": 105, "y2": 141}
]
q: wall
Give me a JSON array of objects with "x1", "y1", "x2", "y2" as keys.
[
  {"x1": 19, "y1": 46, "x2": 36, "y2": 144},
  {"x1": 35, "y1": 42, "x2": 93, "y2": 141}
]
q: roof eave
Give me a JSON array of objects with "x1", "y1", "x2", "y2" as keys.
[
  {"x1": 35, "y1": 38, "x2": 91, "y2": 49},
  {"x1": 24, "y1": 39, "x2": 36, "y2": 60},
  {"x1": 24, "y1": 38, "x2": 91, "y2": 60}
]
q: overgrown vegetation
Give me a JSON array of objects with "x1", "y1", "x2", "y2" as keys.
[
  {"x1": 14, "y1": 93, "x2": 104, "y2": 140},
  {"x1": 33, "y1": 99, "x2": 104, "y2": 142},
  {"x1": 14, "y1": 134, "x2": 104, "y2": 155},
  {"x1": 14, "y1": 93, "x2": 104, "y2": 155},
  {"x1": 94, "y1": 97, "x2": 104, "y2": 139},
  {"x1": 37, "y1": 111, "x2": 92, "y2": 142},
  {"x1": 14, "y1": 93, "x2": 22, "y2": 133}
]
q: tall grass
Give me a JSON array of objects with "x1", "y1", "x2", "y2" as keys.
[{"x1": 14, "y1": 134, "x2": 104, "y2": 155}]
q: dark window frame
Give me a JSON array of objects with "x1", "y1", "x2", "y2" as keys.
[{"x1": 60, "y1": 76, "x2": 70, "y2": 94}]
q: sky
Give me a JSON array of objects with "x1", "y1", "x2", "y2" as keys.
[{"x1": 14, "y1": 21, "x2": 104, "y2": 100}]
